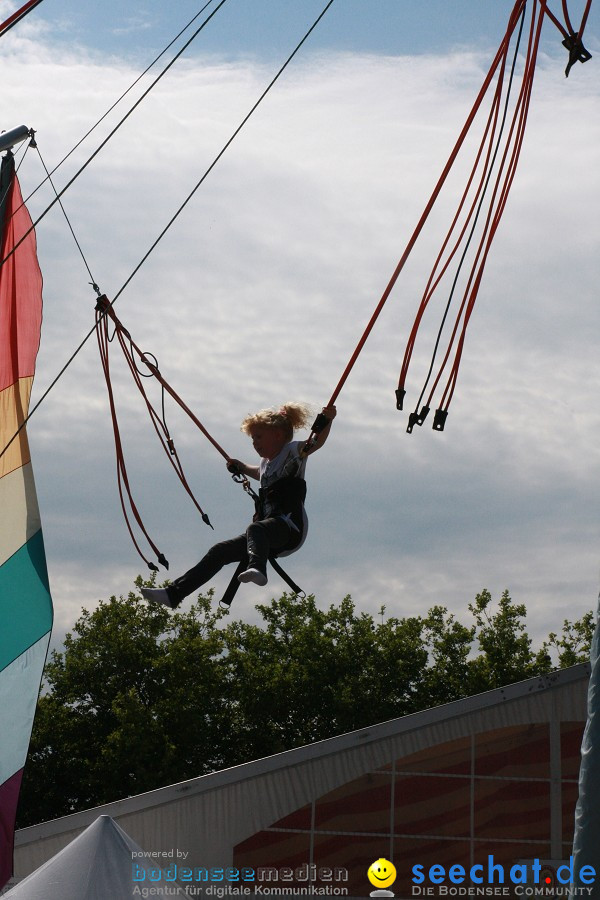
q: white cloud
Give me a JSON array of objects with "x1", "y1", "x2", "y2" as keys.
[{"x1": 1, "y1": 33, "x2": 598, "y2": 649}]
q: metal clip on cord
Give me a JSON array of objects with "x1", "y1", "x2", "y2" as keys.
[
  {"x1": 227, "y1": 462, "x2": 259, "y2": 503},
  {"x1": 433, "y1": 409, "x2": 448, "y2": 432},
  {"x1": 311, "y1": 412, "x2": 330, "y2": 433},
  {"x1": 406, "y1": 406, "x2": 430, "y2": 434},
  {"x1": 562, "y1": 33, "x2": 592, "y2": 77},
  {"x1": 406, "y1": 412, "x2": 420, "y2": 434},
  {"x1": 302, "y1": 411, "x2": 332, "y2": 456}
]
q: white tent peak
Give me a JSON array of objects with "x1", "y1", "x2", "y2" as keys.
[{"x1": 5, "y1": 814, "x2": 187, "y2": 899}]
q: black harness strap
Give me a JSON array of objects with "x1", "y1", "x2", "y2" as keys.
[
  {"x1": 220, "y1": 562, "x2": 247, "y2": 608},
  {"x1": 219, "y1": 556, "x2": 304, "y2": 608},
  {"x1": 268, "y1": 556, "x2": 304, "y2": 596}
]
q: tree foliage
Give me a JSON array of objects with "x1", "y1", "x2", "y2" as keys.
[{"x1": 17, "y1": 581, "x2": 593, "y2": 828}]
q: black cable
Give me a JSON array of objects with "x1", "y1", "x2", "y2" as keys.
[
  {"x1": 34, "y1": 142, "x2": 100, "y2": 293},
  {"x1": 111, "y1": 0, "x2": 337, "y2": 306},
  {"x1": 0, "y1": 0, "x2": 338, "y2": 462},
  {"x1": 14, "y1": 140, "x2": 30, "y2": 174},
  {"x1": 411, "y1": 0, "x2": 528, "y2": 417},
  {"x1": 0, "y1": 0, "x2": 231, "y2": 272},
  {"x1": 0, "y1": 0, "x2": 45, "y2": 40},
  {"x1": 19, "y1": 0, "x2": 220, "y2": 213}
]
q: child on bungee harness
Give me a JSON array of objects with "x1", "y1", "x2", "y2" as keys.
[{"x1": 141, "y1": 402, "x2": 336, "y2": 609}]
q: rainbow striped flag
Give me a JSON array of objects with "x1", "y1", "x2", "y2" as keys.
[{"x1": 0, "y1": 151, "x2": 53, "y2": 888}]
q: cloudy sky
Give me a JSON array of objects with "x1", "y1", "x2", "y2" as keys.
[{"x1": 2, "y1": 0, "x2": 599, "y2": 652}]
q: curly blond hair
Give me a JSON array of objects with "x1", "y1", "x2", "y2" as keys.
[{"x1": 241, "y1": 402, "x2": 312, "y2": 441}]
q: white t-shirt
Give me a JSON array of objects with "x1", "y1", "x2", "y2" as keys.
[
  {"x1": 258, "y1": 441, "x2": 309, "y2": 548},
  {"x1": 259, "y1": 440, "x2": 307, "y2": 491}
]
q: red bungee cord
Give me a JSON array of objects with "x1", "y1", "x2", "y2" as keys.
[
  {"x1": 305, "y1": 0, "x2": 592, "y2": 445},
  {"x1": 400, "y1": 0, "x2": 529, "y2": 432},
  {"x1": 409, "y1": 0, "x2": 540, "y2": 431},
  {"x1": 395, "y1": 0, "x2": 592, "y2": 433},
  {"x1": 95, "y1": 296, "x2": 223, "y2": 572},
  {"x1": 0, "y1": 0, "x2": 44, "y2": 39},
  {"x1": 303, "y1": 0, "x2": 593, "y2": 446},
  {"x1": 305, "y1": 0, "x2": 530, "y2": 447}
]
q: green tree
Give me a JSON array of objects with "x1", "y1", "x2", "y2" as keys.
[
  {"x1": 222, "y1": 594, "x2": 429, "y2": 761},
  {"x1": 418, "y1": 605, "x2": 476, "y2": 706},
  {"x1": 19, "y1": 584, "x2": 228, "y2": 825},
  {"x1": 466, "y1": 588, "x2": 553, "y2": 691},
  {"x1": 541, "y1": 610, "x2": 595, "y2": 668},
  {"x1": 17, "y1": 583, "x2": 594, "y2": 829}
]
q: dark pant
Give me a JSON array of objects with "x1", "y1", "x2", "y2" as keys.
[{"x1": 170, "y1": 517, "x2": 294, "y2": 602}]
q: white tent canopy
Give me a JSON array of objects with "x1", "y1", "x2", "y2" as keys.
[{"x1": 5, "y1": 814, "x2": 187, "y2": 899}]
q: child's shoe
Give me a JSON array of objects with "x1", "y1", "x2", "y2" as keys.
[
  {"x1": 238, "y1": 563, "x2": 268, "y2": 587},
  {"x1": 141, "y1": 587, "x2": 178, "y2": 609}
]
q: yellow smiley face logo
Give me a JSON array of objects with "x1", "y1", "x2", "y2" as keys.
[{"x1": 368, "y1": 858, "x2": 397, "y2": 889}]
